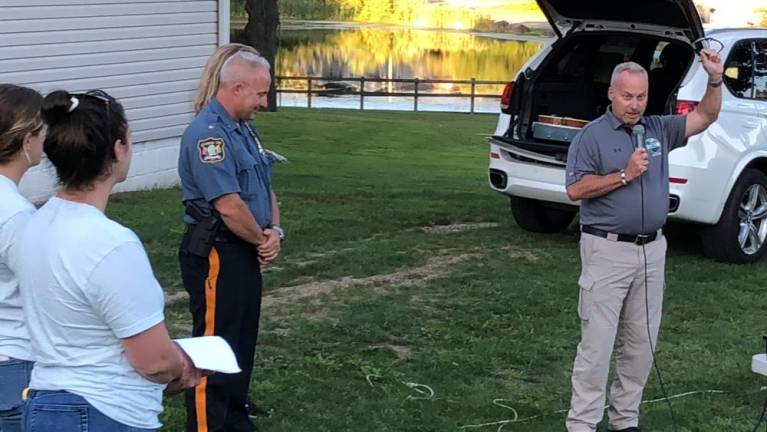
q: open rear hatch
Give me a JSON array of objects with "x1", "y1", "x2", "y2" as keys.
[
  {"x1": 492, "y1": 1, "x2": 702, "y2": 164},
  {"x1": 537, "y1": 0, "x2": 704, "y2": 41}
]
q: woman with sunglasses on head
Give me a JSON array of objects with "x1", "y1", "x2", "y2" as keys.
[
  {"x1": 0, "y1": 84, "x2": 46, "y2": 432},
  {"x1": 17, "y1": 90, "x2": 203, "y2": 432}
]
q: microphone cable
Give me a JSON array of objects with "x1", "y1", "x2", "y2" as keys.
[
  {"x1": 750, "y1": 337, "x2": 767, "y2": 431},
  {"x1": 638, "y1": 135, "x2": 679, "y2": 432},
  {"x1": 751, "y1": 394, "x2": 767, "y2": 432},
  {"x1": 638, "y1": 125, "x2": 763, "y2": 432}
]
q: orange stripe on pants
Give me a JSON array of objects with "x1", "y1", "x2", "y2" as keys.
[{"x1": 195, "y1": 247, "x2": 220, "y2": 432}]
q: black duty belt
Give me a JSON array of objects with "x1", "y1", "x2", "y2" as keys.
[
  {"x1": 184, "y1": 224, "x2": 242, "y2": 244},
  {"x1": 581, "y1": 225, "x2": 661, "y2": 245},
  {"x1": 214, "y1": 229, "x2": 244, "y2": 243}
]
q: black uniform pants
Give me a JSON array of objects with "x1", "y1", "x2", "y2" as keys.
[{"x1": 180, "y1": 232, "x2": 262, "y2": 432}]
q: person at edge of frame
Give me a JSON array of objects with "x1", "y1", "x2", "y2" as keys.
[{"x1": 0, "y1": 84, "x2": 46, "y2": 432}]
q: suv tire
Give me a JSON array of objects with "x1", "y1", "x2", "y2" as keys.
[
  {"x1": 510, "y1": 196, "x2": 576, "y2": 233},
  {"x1": 701, "y1": 168, "x2": 767, "y2": 264}
]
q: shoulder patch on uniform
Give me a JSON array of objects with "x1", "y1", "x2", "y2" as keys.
[{"x1": 198, "y1": 138, "x2": 226, "y2": 164}]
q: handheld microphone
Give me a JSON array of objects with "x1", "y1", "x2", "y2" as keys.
[{"x1": 632, "y1": 124, "x2": 645, "y2": 150}]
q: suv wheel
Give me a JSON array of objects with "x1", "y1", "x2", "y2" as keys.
[
  {"x1": 702, "y1": 169, "x2": 767, "y2": 264},
  {"x1": 509, "y1": 196, "x2": 576, "y2": 233}
]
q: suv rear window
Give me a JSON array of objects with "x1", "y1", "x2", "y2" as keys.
[
  {"x1": 552, "y1": 38, "x2": 639, "y2": 84},
  {"x1": 593, "y1": 40, "x2": 637, "y2": 83}
]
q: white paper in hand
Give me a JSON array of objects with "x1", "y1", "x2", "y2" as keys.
[{"x1": 174, "y1": 336, "x2": 241, "y2": 374}]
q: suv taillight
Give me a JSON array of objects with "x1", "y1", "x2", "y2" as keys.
[
  {"x1": 500, "y1": 81, "x2": 515, "y2": 111},
  {"x1": 675, "y1": 100, "x2": 698, "y2": 115}
]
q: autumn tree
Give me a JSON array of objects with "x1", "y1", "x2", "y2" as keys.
[{"x1": 757, "y1": 8, "x2": 767, "y2": 27}]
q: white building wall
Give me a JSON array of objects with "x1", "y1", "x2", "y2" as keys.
[{"x1": 0, "y1": 0, "x2": 230, "y2": 200}]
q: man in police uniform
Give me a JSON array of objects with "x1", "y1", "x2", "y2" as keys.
[
  {"x1": 564, "y1": 49, "x2": 723, "y2": 432},
  {"x1": 178, "y1": 51, "x2": 282, "y2": 432}
]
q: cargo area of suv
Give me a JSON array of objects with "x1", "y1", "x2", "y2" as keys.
[
  {"x1": 489, "y1": 2, "x2": 767, "y2": 264},
  {"x1": 487, "y1": 0, "x2": 709, "y2": 237},
  {"x1": 497, "y1": 32, "x2": 695, "y2": 161}
]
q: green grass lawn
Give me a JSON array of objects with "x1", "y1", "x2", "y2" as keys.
[{"x1": 106, "y1": 108, "x2": 767, "y2": 431}]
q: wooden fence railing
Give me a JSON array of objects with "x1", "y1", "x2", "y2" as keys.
[{"x1": 275, "y1": 76, "x2": 506, "y2": 113}]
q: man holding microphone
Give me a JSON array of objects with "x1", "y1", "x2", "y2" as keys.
[{"x1": 564, "y1": 48, "x2": 723, "y2": 432}]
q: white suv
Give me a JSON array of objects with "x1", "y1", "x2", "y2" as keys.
[{"x1": 488, "y1": 0, "x2": 767, "y2": 263}]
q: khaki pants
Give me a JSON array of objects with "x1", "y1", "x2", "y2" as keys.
[{"x1": 565, "y1": 233, "x2": 667, "y2": 432}]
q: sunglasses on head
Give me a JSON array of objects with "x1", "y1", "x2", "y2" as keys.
[{"x1": 71, "y1": 90, "x2": 116, "y2": 145}]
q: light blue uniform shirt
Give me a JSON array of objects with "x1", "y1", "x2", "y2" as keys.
[{"x1": 178, "y1": 98, "x2": 274, "y2": 229}]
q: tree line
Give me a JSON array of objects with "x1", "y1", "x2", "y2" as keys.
[
  {"x1": 231, "y1": 0, "x2": 530, "y2": 31},
  {"x1": 232, "y1": 0, "x2": 348, "y2": 20}
]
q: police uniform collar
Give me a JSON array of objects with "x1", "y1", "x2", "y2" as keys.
[
  {"x1": 605, "y1": 105, "x2": 646, "y2": 131},
  {"x1": 209, "y1": 98, "x2": 243, "y2": 133}
]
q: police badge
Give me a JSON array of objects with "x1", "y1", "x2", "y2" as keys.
[{"x1": 198, "y1": 138, "x2": 226, "y2": 163}]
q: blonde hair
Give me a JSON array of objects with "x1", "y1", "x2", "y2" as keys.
[
  {"x1": 0, "y1": 84, "x2": 44, "y2": 164},
  {"x1": 194, "y1": 43, "x2": 261, "y2": 113}
]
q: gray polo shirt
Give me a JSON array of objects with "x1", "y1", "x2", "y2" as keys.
[{"x1": 565, "y1": 107, "x2": 687, "y2": 235}]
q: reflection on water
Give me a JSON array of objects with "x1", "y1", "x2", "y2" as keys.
[
  {"x1": 237, "y1": 26, "x2": 545, "y2": 112},
  {"x1": 279, "y1": 28, "x2": 541, "y2": 83}
]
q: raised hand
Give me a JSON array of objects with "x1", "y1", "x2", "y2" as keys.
[{"x1": 699, "y1": 48, "x2": 723, "y2": 81}]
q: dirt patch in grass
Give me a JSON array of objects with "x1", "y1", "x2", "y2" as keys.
[
  {"x1": 263, "y1": 327, "x2": 291, "y2": 337},
  {"x1": 300, "y1": 305, "x2": 337, "y2": 323},
  {"x1": 288, "y1": 275, "x2": 319, "y2": 285},
  {"x1": 503, "y1": 245, "x2": 540, "y2": 262},
  {"x1": 261, "y1": 265, "x2": 285, "y2": 273},
  {"x1": 419, "y1": 222, "x2": 500, "y2": 234},
  {"x1": 165, "y1": 290, "x2": 189, "y2": 304},
  {"x1": 162, "y1": 245, "x2": 534, "y2": 315},
  {"x1": 262, "y1": 252, "x2": 478, "y2": 308},
  {"x1": 262, "y1": 243, "x2": 372, "y2": 273}
]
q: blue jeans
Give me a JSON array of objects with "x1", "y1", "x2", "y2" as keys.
[
  {"x1": 0, "y1": 358, "x2": 33, "y2": 432},
  {"x1": 22, "y1": 391, "x2": 156, "y2": 432}
]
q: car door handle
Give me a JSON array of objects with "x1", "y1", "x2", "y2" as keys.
[{"x1": 744, "y1": 122, "x2": 759, "y2": 128}]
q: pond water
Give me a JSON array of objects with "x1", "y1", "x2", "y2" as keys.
[{"x1": 235, "y1": 22, "x2": 548, "y2": 113}]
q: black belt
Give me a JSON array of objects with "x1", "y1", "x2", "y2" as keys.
[
  {"x1": 581, "y1": 225, "x2": 660, "y2": 245},
  {"x1": 214, "y1": 229, "x2": 244, "y2": 243},
  {"x1": 184, "y1": 224, "x2": 242, "y2": 244}
]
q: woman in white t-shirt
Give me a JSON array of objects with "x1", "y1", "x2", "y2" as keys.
[
  {"x1": 0, "y1": 85, "x2": 46, "y2": 432},
  {"x1": 17, "y1": 90, "x2": 202, "y2": 432}
]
